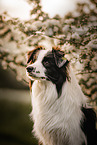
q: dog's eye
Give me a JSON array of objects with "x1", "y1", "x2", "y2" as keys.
[
  {"x1": 42, "y1": 57, "x2": 50, "y2": 67},
  {"x1": 42, "y1": 56, "x2": 55, "y2": 68},
  {"x1": 43, "y1": 61, "x2": 49, "y2": 66}
]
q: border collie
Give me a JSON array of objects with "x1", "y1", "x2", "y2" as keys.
[{"x1": 26, "y1": 46, "x2": 97, "y2": 145}]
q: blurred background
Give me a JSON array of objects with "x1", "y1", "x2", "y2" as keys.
[{"x1": 0, "y1": 0, "x2": 97, "y2": 145}]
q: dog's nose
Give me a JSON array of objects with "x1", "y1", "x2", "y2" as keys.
[{"x1": 26, "y1": 66, "x2": 34, "y2": 73}]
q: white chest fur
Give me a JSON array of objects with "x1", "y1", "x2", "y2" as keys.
[{"x1": 31, "y1": 68, "x2": 87, "y2": 145}]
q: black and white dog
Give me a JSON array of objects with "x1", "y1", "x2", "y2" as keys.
[{"x1": 26, "y1": 47, "x2": 97, "y2": 145}]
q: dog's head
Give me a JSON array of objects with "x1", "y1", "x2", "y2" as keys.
[{"x1": 26, "y1": 47, "x2": 70, "y2": 93}]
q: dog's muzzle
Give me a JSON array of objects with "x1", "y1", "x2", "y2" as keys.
[{"x1": 26, "y1": 66, "x2": 46, "y2": 80}]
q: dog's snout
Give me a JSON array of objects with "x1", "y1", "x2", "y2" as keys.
[{"x1": 26, "y1": 66, "x2": 34, "y2": 73}]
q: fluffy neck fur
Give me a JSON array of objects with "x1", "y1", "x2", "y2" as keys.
[{"x1": 31, "y1": 66, "x2": 87, "y2": 145}]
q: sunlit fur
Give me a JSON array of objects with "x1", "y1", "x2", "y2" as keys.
[{"x1": 26, "y1": 48, "x2": 97, "y2": 145}]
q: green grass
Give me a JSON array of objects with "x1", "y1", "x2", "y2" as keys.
[{"x1": 0, "y1": 99, "x2": 38, "y2": 145}]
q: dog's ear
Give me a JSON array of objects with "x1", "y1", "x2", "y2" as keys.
[
  {"x1": 27, "y1": 50, "x2": 34, "y2": 64},
  {"x1": 52, "y1": 48, "x2": 68, "y2": 68},
  {"x1": 27, "y1": 46, "x2": 43, "y2": 64}
]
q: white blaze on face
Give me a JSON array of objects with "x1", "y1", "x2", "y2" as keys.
[{"x1": 27, "y1": 50, "x2": 49, "y2": 80}]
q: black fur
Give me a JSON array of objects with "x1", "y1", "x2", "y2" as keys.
[
  {"x1": 81, "y1": 107, "x2": 97, "y2": 145},
  {"x1": 42, "y1": 49, "x2": 69, "y2": 97}
]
